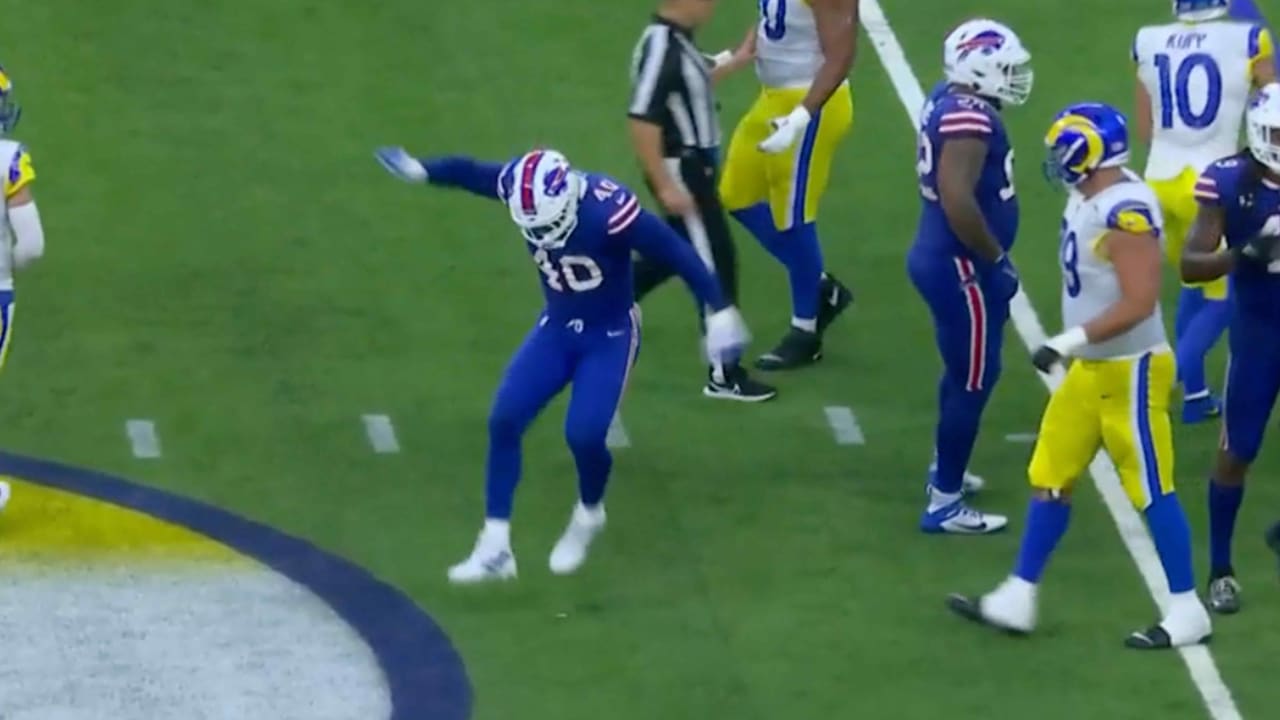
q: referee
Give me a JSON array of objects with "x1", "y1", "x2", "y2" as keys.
[{"x1": 627, "y1": 0, "x2": 775, "y2": 402}]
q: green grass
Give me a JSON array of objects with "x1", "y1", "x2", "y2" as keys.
[{"x1": 1, "y1": 0, "x2": 1278, "y2": 718}]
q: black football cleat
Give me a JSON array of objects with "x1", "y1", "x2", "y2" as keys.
[
  {"x1": 754, "y1": 327, "x2": 822, "y2": 371},
  {"x1": 1207, "y1": 575, "x2": 1241, "y2": 615},
  {"x1": 1266, "y1": 521, "x2": 1280, "y2": 568},
  {"x1": 945, "y1": 594, "x2": 1028, "y2": 636},
  {"x1": 1124, "y1": 624, "x2": 1173, "y2": 650},
  {"x1": 816, "y1": 273, "x2": 853, "y2": 335},
  {"x1": 704, "y1": 365, "x2": 777, "y2": 403}
]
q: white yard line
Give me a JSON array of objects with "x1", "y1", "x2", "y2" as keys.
[
  {"x1": 125, "y1": 419, "x2": 162, "y2": 459},
  {"x1": 361, "y1": 414, "x2": 401, "y2": 454},
  {"x1": 823, "y1": 406, "x2": 866, "y2": 445},
  {"x1": 606, "y1": 414, "x2": 631, "y2": 449},
  {"x1": 1004, "y1": 433, "x2": 1038, "y2": 444},
  {"x1": 860, "y1": 2, "x2": 1241, "y2": 717}
]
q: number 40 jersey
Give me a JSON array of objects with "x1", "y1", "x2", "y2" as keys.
[
  {"x1": 1134, "y1": 20, "x2": 1274, "y2": 180},
  {"x1": 912, "y1": 83, "x2": 1019, "y2": 261}
]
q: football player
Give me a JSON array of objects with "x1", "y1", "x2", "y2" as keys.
[
  {"x1": 374, "y1": 146, "x2": 749, "y2": 584},
  {"x1": 1133, "y1": 0, "x2": 1275, "y2": 423},
  {"x1": 0, "y1": 66, "x2": 44, "y2": 512},
  {"x1": 910, "y1": 19, "x2": 1032, "y2": 535},
  {"x1": 716, "y1": 0, "x2": 856, "y2": 371},
  {"x1": 1179, "y1": 84, "x2": 1280, "y2": 614},
  {"x1": 949, "y1": 103, "x2": 1212, "y2": 650}
]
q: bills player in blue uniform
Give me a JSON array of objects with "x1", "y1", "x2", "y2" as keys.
[
  {"x1": 909, "y1": 19, "x2": 1033, "y2": 534},
  {"x1": 374, "y1": 146, "x2": 750, "y2": 584},
  {"x1": 1179, "y1": 83, "x2": 1280, "y2": 614}
]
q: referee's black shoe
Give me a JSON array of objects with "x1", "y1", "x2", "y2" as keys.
[
  {"x1": 816, "y1": 273, "x2": 853, "y2": 335},
  {"x1": 704, "y1": 364, "x2": 777, "y2": 402},
  {"x1": 754, "y1": 327, "x2": 822, "y2": 371}
]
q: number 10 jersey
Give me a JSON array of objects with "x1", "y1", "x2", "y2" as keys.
[{"x1": 1134, "y1": 20, "x2": 1274, "y2": 181}]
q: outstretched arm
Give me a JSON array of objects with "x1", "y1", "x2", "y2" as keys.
[
  {"x1": 374, "y1": 147, "x2": 506, "y2": 200},
  {"x1": 616, "y1": 208, "x2": 726, "y2": 311}
]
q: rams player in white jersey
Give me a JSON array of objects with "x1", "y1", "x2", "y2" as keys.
[
  {"x1": 714, "y1": 0, "x2": 856, "y2": 370},
  {"x1": 948, "y1": 103, "x2": 1211, "y2": 649},
  {"x1": 0, "y1": 66, "x2": 44, "y2": 512},
  {"x1": 1133, "y1": 0, "x2": 1275, "y2": 423}
]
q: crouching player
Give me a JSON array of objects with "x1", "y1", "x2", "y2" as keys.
[
  {"x1": 1179, "y1": 84, "x2": 1280, "y2": 614},
  {"x1": 949, "y1": 103, "x2": 1212, "y2": 649},
  {"x1": 374, "y1": 146, "x2": 749, "y2": 583}
]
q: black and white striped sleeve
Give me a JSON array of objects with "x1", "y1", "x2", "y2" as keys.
[{"x1": 628, "y1": 25, "x2": 672, "y2": 124}]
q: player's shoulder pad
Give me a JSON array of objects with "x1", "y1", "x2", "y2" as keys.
[
  {"x1": 582, "y1": 173, "x2": 642, "y2": 236},
  {"x1": 1195, "y1": 155, "x2": 1246, "y2": 204},
  {"x1": 1104, "y1": 195, "x2": 1158, "y2": 236},
  {"x1": 934, "y1": 92, "x2": 996, "y2": 138},
  {"x1": 1, "y1": 140, "x2": 33, "y2": 198}
]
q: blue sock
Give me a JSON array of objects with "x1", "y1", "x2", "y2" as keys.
[
  {"x1": 1176, "y1": 296, "x2": 1229, "y2": 398},
  {"x1": 1144, "y1": 494, "x2": 1196, "y2": 594},
  {"x1": 570, "y1": 438, "x2": 612, "y2": 507},
  {"x1": 1173, "y1": 286, "x2": 1202, "y2": 343},
  {"x1": 731, "y1": 204, "x2": 786, "y2": 263},
  {"x1": 485, "y1": 429, "x2": 522, "y2": 519},
  {"x1": 932, "y1": 375, "x2": 990, "y2": 494},
  {"x1": 1014, "y1": 497, "x2": 1072, "y2": 583},
  {"x1": 782, "y1": 222, "x2": 823, "y2": 323},
  {"x1": 1208, "y1": 480, "x2": 1245, "y2": 576}
]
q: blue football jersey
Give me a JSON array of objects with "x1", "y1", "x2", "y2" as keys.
[
  {"x1": 912, "y1": 83, "x2": 1020, "y2": 259},
  {"x1": 1195, "y1": 156, "x2": 1280, "y2": 320},
  {"x1": 419, "y1": 155, "x2": 725, "y2": 326}
]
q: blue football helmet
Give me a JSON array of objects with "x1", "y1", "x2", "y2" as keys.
[
  {"x1": 1043, "y1": 103, "x2": 1131, "y2": 187},
  {"x1": 0, "y1": 66, "x2": 20, "y2": 135},
  {"x1": 1172, "y1": 0, "x2": 1229, "y2": 22}
]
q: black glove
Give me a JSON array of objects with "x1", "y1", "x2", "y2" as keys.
[
  {"x1": 1231, "y1": 234, "x2": 1280, "y2": 265},
  {"x1": 1031, "y1": 345, "x2": 1062, "y2": 373}
]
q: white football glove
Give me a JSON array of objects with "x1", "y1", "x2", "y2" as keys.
[
  {"x1": 704, "y1": 306, "x2": 750, "y2": 363},
  {"x1": 758, "y1": 106, "x2": 812, "y2": 154},
  {"x1": 374, "y1": 146, "x2": 429, "y2": 183}
]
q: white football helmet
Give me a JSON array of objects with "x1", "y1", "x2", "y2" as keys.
[
  {"x1": 500, "y1": 149, "x2": 584, "y2": 249},
  {"x1": 1172, "y1": 0, "x2": 1230, "y2": 22},
  {"x1": 943, "y1": 19, "x2": 1034, "y2": 107},
  {"x1": 1247, "y1": 83, "x2": 1280, "y2": 172}
]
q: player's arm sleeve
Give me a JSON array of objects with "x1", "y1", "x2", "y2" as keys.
[
  {"x1": 4, "y1": 146, "x2": 34, "y2": 199},
  {"x1": 615, "y1": 208, "x2": 727, "y2": 310},
  {"x1": 5, "y1": 148, "x2": 41, "y2": 268},
  {"x1": 1104, "y1": 200, "x2": 1158, "y2": 237},
  {"x1": 935, "y1": 104, "x2": 995, "y2": 142},
  {"x1": 627, "y1": 29, "x2": 674, "y2": 123},
  {"x1": 1193, "y1": 166, "x2": 1228, "y2": 208},
  {"x1": 420, "y1": 156, "x2": 505, "y2": 200}
]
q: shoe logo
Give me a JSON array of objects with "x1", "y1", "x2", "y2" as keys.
[
  {"x1": 482, "y1": 551, "x2": 510, "y2": 572},
  {"x1": 607, "y1": 329, "x2": 626, "y2": 338},
  {"x1": 828, "y1": 287, "x2": 841, "y2": 305}
]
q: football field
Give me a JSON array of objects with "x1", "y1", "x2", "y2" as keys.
[{"x1": 2, "y1": 0, "x2": 1279, "y2": 718}]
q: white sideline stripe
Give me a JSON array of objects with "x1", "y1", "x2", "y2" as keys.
[
  {"x1": 860, "y1": 2, "x2": 1241, "y2": 718},
  {"x1": 1004, "y1": 433, "x2": 1038, "y2": 444},
  {"x1": 606, "y1": 414, "x2": 630, "y2": 448},
  {"x1": 125, "y1": 419, "x2": 161, "y2": 459},
  {"x1": 361, "y1": 414, "x2": 400, "y2": 454},
  {"x1": 824, "y1": 406, "x2": 865, "y2": 445}
]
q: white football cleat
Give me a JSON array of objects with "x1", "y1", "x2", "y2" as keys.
[
  {"x1": 947, "y1": 575, "x2": 1038, "y2": 634},
  {"x1": 920, "y1": 488, "x2": 1008, "y2": 535},
  {"x1": 447, "y1": 524, "x2": 517, "y2": 585},
  {"x1": 1125, "y1": 592, "x2": 1212, "y2": 649},
  {"x1": 549, "y1": 502, "x2": 606, "y2": 575},
  {"x1": 962, "y1": 471, "x2": 986, "y2": 494}
]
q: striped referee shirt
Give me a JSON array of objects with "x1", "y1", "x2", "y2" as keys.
[{"x1": 628, "y1": 15, "x2": 721, "y2": 157}]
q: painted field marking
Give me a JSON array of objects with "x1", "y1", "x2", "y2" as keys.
[
  {"x1": 1004, "y1": 433, "x2": 1038, "y2": 444},
  {"x1": 823, "y1": 406, "x2": 865, "y2": 445},
  {"x1": 361, "y1": 414, "x2": 401, "y2": 454},
  {"x1": 606, "y1": 414, "x2": 630, "y2": 449},
  {"x1": 860, "y1": 2, "x2": 1240, "y2": 718},
  {"x1": 125, "y1": 419, "x2": 162, "y2": 459}
]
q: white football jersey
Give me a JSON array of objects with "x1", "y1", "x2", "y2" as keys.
[
  {"x1": 1060, "y1": 173, "x2": 1168, "y2": 360},
  {"x1": 0, "y1": 138, "x2": 32, "y2": 291},
  {"x1": 1133, "y1": 20, "x2": 1273, "y2": 180},
  {"x1": 756, "y1": 0, "x2": 823, "y2": 89}
]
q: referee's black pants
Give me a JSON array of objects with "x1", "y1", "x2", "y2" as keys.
[{"x1": 634, "y1": 150, "x2": 739, "y2": 308}]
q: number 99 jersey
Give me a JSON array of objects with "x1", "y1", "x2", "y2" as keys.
[
  {"x1": 1059, "y1": 174, "x2": 1168, "y2": 360},
  {"x1": 1134, "y1": 21, "x2": 1274, "y2": 180}
]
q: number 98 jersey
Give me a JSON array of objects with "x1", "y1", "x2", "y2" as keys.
[
  {"x1": 1060, "y1": 174, "x2": 1168, "y2": 360},
  {"x1": 1134, "y1": 21, "x2": 1274, "y2": 180}
]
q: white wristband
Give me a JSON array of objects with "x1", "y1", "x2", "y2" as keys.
[
  {"x1": 709, "y1": 50, "x2": 733, "y2": 69},
  {"x1": 1045, "y1": 326, "x2": 1089, "y2": 358},
  {"x1": 788, "y1": 106, "x2": 812, "y2": 125}
]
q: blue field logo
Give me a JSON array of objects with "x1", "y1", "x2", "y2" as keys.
[{"x1": 0, "y1": 452, "x2": 471, "y2": 720}]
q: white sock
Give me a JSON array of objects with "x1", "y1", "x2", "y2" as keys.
[
  {"x1": 928, "y1": 487, "x2": 962, "y2": 513},
  {"x1": 1167, "y1": 589, "x2": 1203, "y2": 615},
  {"x1": 710, "y1": 358, "x2": 726, "y2": 384},
  {"x1": 576, "y1": 502, "x2": 605, "y2": 523},
  {"x1": 483, "y1": 518, "x2": 511, "y2": 546},
  {"x1": 791, "y1": 316, "x2": 817, "y2": 333}
]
